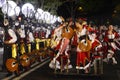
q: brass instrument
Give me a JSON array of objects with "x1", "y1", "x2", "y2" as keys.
[
  {"x1": 62, "y1": 26, "x2": 74, "y2": 39},
  {"x1": 78, "y1": 37, "x2": 92, "y2": 52}
]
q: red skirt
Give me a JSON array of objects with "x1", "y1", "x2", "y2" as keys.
[{"x1": 76, "y1": 51, "x2": 90, "y2": 66}]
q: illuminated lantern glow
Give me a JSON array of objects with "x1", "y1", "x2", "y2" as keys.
[
  {"x1": 50, "y1": 15, "x2": 57, "y2": 24},
  {"x1": 0, "y1": 0, "x2": 6, "y2": 7},
  {"x1": 37, "y1": 8, "x2": 44, "y2": 20},
  {"x1": 37, "y1": 8, "x2": 43, "y2": 14},
  {"x1": 2, "y1": 0, "x2": 17, "y2": 17},
  {"x1": 22, "y1": 3, "x2": 34, "y2": 17},
  {"x1": 14, "y1": 6, "x2": 20, "y2": 16},
  {"x1": 43, "y1": 11, "x2": 50, "y2": 23},
  {"x1": 35, "y1": 12, "x2": 40, "y2": 20}
]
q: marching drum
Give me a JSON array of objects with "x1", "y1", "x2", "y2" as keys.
[
  {"x1": 6, "y1": 58, "x2": 18, "y2": 72},
  {"x1": 20, "y1": 54, "x2": 30, "y2": 67}
]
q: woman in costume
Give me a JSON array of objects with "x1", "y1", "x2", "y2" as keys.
[
  {"x1": 104, "y1": 25, "x2": 120, "y2": 64},
  {"x1": 75, "y1": 21, "x2": 92, "y2": 73},
  {"x1": 49, "y1": 22, "x2": 63, "y2": 69},
  {"x1": 50, "y1": 20, "x2": 75, "y2": 70}
]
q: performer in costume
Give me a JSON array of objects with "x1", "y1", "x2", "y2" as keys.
[
  {"x1": 50, "y1": 24, "x2": 63, "y2": 49},
  {"x1": 20, "y1": 27, "x2": 34, "y2": 67},
  {"x1": 14, "y1": 19, "x2": 26, "y2": 72},
  {"x1": 97, "y1": 26, "x2": 106, "y2": 42},
  {"x1": 26, "y1": 28, "x2": 35, "y2": 53},
  {"x1": 104, "y1": 25, "x2": 120, "y2": 64},
  {"x1": 75, "y1": 21, "x2": 92, "y2": 73},
  {"x1": 90, "y1": 31, "x2": 102, "y2": 60},
  {"x1": 50, "y1": 20, "x2": 75, "y2": 70},
  {"x1": 3, "y1": 18, "x2": 18, "y2": 75},
  {"x1": 89, "y1": 31, "x2": 103, "y2": 74},
  {"x1": 49, "y1": 22, "x2": 63, "y2": 69},
  {"x1": 34, "y1": 27, "x2": 40, "y2": 51},
  {"x1": 15, "y1": 20, "x2": 26, "y2": 55}
]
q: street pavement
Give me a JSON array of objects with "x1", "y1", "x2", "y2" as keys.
[
  {"x1": 0, "y1": 50, "x2": 120, "y2": 80},
  {"x1": 22, "y1": 50, "x2": 120, "y2": 80},
  {"x1": 21, "y1": 62, "x2": 120, "y2": 80}
]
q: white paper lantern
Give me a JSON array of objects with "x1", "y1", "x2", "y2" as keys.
[
  {"x1": 35, "y1": 12, "x2": 40, "y2": 20},
  {"x1": 22, "y1": 3, "x2": 34, "y2": 17},
  {"x1": 2, "y1": 0, "x2": 17, "y2": 17},
  {"x1": 0, "y1": 0, "x2": 6, "y2": 7},
  {"x1": 14, "y1": 6, "x2": 20, "y2": 16},
  {"x1": 37, "y1": 8, "x2": 43, "y2": 14},
  {"x1": 50, "y1": 15, "x2": 57, "y2": 24},
  {"x1": 42, "y1": 11, "x2": 51, "y2": 23},
  {"x1": 36, "y1": 8, "x2": 44, "y2": 20}
]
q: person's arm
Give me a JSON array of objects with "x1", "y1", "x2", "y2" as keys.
[
  {"x1": 8, "y1": 29, "x2": 17, "y2": 43},
  {"x1": 54, "y1": 24, "x2": 64, "y2": 33}
]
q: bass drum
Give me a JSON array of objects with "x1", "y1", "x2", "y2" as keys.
[
  {"x1": 20, "y1": 54, "x2": 30, "y2": 67},
  {"x1": 6, "y1": 58, "x2": 18, "y2": 72}
]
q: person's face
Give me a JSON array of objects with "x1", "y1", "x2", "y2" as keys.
[
  {"x1": 109, "y1": 25, "x2": 113, "y2": 30},
  {"x1": 100, "y1": 26, "x2": 103, "y2": 30},
  {"x1": 75, "y1": 22, "x2": 80, "y2": 28}
]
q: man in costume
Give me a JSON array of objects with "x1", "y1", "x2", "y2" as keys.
[
  {"x1": 26, "y1": 27, "x2": 35, "y2": 53},
  {"x1": 15, "y1": 19, "x2": 26, "y2": 55},
  {"x1": 3, "y1": 18, "x2": 18, "y2": 75}
]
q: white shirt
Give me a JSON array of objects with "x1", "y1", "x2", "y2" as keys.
[
  {"x1": 18, "y1": 29, "x2": 25, "y2": 38},
  {"x1": 28, "y1": 32, "x2": 34, "y2": 42},
  {"x1": 8, "y1": 29, "x2": 17, "y2": 43},
  {"x1": 108, "y1": 34, "x2": 115, "y2": 39},
  {"x1": 77, "y1": 27, "x2": 87, "y2": 37}
]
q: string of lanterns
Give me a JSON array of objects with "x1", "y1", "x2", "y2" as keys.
[{"x1": 0, "y1": 0, "x2": 62, "y2": 24}]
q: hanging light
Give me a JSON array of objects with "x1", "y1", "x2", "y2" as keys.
[
  {"x1": 0, "y1": 0, "x2": 6, "y2": 7},
  {"x1": 22, "y1": 3, "x2": 35, "y2": 17},
  {"x1": 14, "y1": 6, "x2": 20, "y2": 16},
  {"x1": 36, "y1": 8, "x2": 44, "y2": 20},
  {"x1": 2, "y1": 0, "x2": 17, "y2": 17},
  {"x1": 50, "y1": 15, "x2": 57, "y2": 24},
  {"x1": 41, "y1": 11, "x2": 51, "y2": 23},
  {"x1": 35, "y1": 12, "x2": 40, "y2": 20},
  {"x1": 37, "y1": 8, "x2": 43, "y2": 14}
]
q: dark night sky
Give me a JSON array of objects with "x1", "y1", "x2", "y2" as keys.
[{"x1": 57, "y1": 0, "x2": 120, "y2": 19}]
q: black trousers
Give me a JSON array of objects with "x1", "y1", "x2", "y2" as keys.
[{"x1": 3, "y1": 44, "x2": 12, "y2": 71}]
